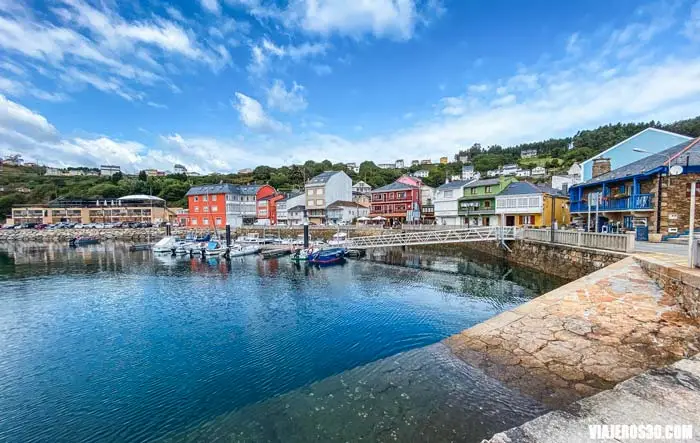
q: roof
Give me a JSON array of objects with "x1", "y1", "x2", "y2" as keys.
[
  {"x1": 287, "y1": 205, "x2": 306, "y2": 212},
  {"x1": 327, "y1": 200, "x2": 366, "y2": 208},
  {"x1": 578, "y1": 138, "x2": 699, "y2": 186},
  {"x1": 437, "y1": 179, "x2": 472, "y2": 191},
  {"x1": 372, "y1": 181, "x2": 417, "y2": 192},
  {"x1": 499, "y1": 182, "x2": 546, "y2": 196},
  {"x1": 279, "y1": 191, "x2": 303, "y2": 202},
  {"x1": 185, "y1": 184, "x2": 263, "y2": 196},
  {"x1": 307, "y1": 170, "x2": 342, "y2": 185},
  {"x1": 462, "y1": 165, "x2": 474, "y2": 171},
  {"x1": 464, "y1": 178, "x2": 501, "y2": 188},
  {"x1": 581, "y1": 128, "x2": 693, "y2": 166},
  {"x1": 117, "y1": 194, "x2": 164, "y2": 201}
]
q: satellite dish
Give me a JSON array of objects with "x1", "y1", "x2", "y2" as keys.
[{"x1": 669, "y1": 165, "x2": 683, "y2": 176}]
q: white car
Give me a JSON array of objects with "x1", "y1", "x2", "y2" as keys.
[{"x1": 74, "y1": 223, "x2": 85, "y2": 229}]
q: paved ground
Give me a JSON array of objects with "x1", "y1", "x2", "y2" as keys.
[
  {"x1": 484, "y1": 354, "x2": 700, "y2": 443},
  {"x1": 635, "y1": 241, "x2": 688, "y2": 257},
  {"x1": 444, "y1": 256, "x2": 700, "y2": 409}
]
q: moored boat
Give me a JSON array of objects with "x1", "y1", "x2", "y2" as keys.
[
  {"x1": 327, "y1": 232, "x2": 348, "y2": 246},
  {"x1": 69, "y1": 236, "x2": 100, "y2": 247},
  {"x1": 152, "y1": 236, "x2": 177, "y2": 253},
  {"x1": 228, "y1": 244, "x2": 260, "y2": 257},
  {"x1": 202, "y1": 240, "x2": 226, "y2": 256},
  {"x1": 309, "y1": 248, "x2": 346, "y2": 266}
]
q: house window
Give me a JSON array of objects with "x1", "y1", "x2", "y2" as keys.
[
  {"x1": 211, "y1": 206, "x2": 218, "y2": 212},
  {"x1": 485, "y1": 186, "x2": 492, "y2": 193},
  {"x1": 203, "y1": 195, "x2": 208, "y2": 202},
  {"x1": 203, "y1": 218, "x2": 209, "y2": 225},
  {"x1": 316, "y1": 199, "x2": 323, "y2": 206},
  {"x1": 528, "y1": 197, "x2": 539, "y2": 207},
  {"x1": 520, "y1": 215, "x2": 534, "y2": 225},
  {"x1": 518, "y1": 198, "x2": 528, "y2": 208},
  {"x1": 619, "y1": 184, "x2": 626, "y2": 194},
  {"x1": 215, "y1": 217, "x2": 222, "y2": 225},
  {"x1": 194, "y1": 207, "x2": 199, "y2": 213},
  {"x1": 212, "y1": 195, "x2": 217, "y2": 201},
  {"x1": 444, "y1": 190, "x2": 453, "y2": 198},
  {"x1": 317, "y1": 188, "x2": 323, "y2": 195},
  {"x1": 191, "y1": 219, "x2": 197, "y2": 225},
  {"x1": 203, "y1": 206, "x2": 209, "y2": 212},
  {"x1": 470, "y1": 188, "x2": 477, "y2": 195},
  {"x1": 484, "y1": 200, "x2": 491, "y2": 208},
  {"x1": 397, "y1": 192, "x2": 406, "y2": 198},
  {"x1": 307, "y1": 189, "x2": 314, "y2": 196},
  {"x1": 194, "y1": 196, "x2": 199, "y2": 202}
]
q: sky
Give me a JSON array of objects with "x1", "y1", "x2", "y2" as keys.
[{"x1": 1, "y1": 0, "x2": 700, "y2": 174}]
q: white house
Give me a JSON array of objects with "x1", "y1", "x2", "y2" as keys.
[
  {"x1": 174, "y1": 164, "x2": 187, "y2": 174},
  {"x1": 434, "y1": 180, "x2": 472, "y2": 226},
  {"x1": 487, "y1": 169, "x2": 499, "y2": 177},
  {"x1": 45, "y1": 167, "x2": 63, "y2": 176},
  {"x1": 305, "y1": 170, "x2": 352, "y2": 224},
  {"x1": 521, "y1": 149, "x2": 538, "y2": 158},
  {"x1": 516, "y1": 169, "x2": 531, "y2": 177},
  {"x1": 287, "y1": 205, "x2": 306, "y2": 225},
  {"x1": 413, "y1": 170, "x2": 430, "y2": 178},
  {"x1": 326, "y1": 201, "x2": 369, "y2": 224},
  {"x1": 100, "y1": 165, "x2": 121, "y2": 176},
  {"x1": 276, "y1": 192, "x2": 305, "y2": 226},
  {"x1": 352, "y1": 180, "x2": 372, "y2": 194},
  {"x1": 532, "y1": 166, "x2": 547, "y2": 176},
  {"x1": 378, "y1": 163, "x2": 395, "y2": 169},
  {"x1": 461, "y1": 165, "x2": 480, "y2": 181},
  {"x1": 395, "y1": 159, "x2": 405, "y2": 169},
  {"x1": 501, "y1": 164, "x2": 520, "y2": 176},
  {"x1": 551, "y1": 175, "x2": 577, "y2": 192}
]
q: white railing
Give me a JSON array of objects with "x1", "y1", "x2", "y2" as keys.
[
  {"x1": 521, "y1": 228, "x2": 635, "y2": 253},
  {"x1": 346, "y1": 226, "x2": 517, "y2": 249}
]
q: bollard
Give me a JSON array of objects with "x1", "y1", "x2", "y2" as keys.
[{"x1": 225, "y1": 225, "x2": 231, "y2": 247}]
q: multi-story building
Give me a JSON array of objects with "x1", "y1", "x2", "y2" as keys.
[
  {"x1": 9, "y1": 195, "x2": 177, "y2": 225},
  {"x1": 532, "y1": 166, "x2": 547, "y2": 176},
  {"x1": 143, "y1": 169, "x2": 165, "y2": 177},
  {"x1": 459, "y1": 177, "x2": 517, "y2": 226},
  {"x1": 395, "y1": 159, "x2": 405, "y2": 169},
  {"x1": 352, "y1": 181, "x2": 372, "y2": 194},
  {"x1": 496, "y1": 182, "x2": 569, "y2": 227},
  {"x1": 501, "y1": 164, "x2": 520, "y2": 176},
  {"x1": 434, "y1": 180, "x2": 472, "y2": 226},
  {"x1": 420, "y1": 159, "x2": 432, "y2": 165},
  {"x1": 276, "y1": 192, "x2": 305, "y2": 226},
  {"x1": 569, "y1": 138, "x2": 700, "y2": 238},
  {"x1": 173, "y1": 164, "x2": 187, "y2": 174},
  {"x1": 185, "y1": 184, "x2": 275, "y2": 228},
  {"x1": 551, "y1": 175, "x2": 577, "y2": 193},
  {"x1": 439, "y1": 157, "x2": 448, "y2": 164},
  {"x1": 378, "y1": 163, "x2": 395, "y2": 169},
  {"x1": 304, "y1": 171, "x2": 352, "y2": 224},
  {"x1": 461, "y1": 165, "x2": 480, "y2": 181},
  {"x1": 287, "y1": 205, "x2": 306, "y2": 225},
  {"x1": 516, "y1": 169, "x2": 531, "y2": 178},
  {"x1": 256, "y1": 193, "x2": 285, "y2": 225},
  {"x1": 353, "y1": 192, "x2": 371, "y2": 207},
  {"x1": 411, "y1": 160, "x2": 420, "y2": 166},
  {"x1": 413, "y1": 170, "x2": 429, "y2": 178},
  {"x1": 326, "y1": 201, "x2": 369, "y2": 224},
  {"x1": 369, "y1": 181, "x2": 420, "y2": 223},
  {"x1": 521, "y1": 149, "x2": 538, "y2": 159}
]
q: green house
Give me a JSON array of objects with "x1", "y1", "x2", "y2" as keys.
[{"x1": 458, "y1": 177, "x2": 518, "y2": 226}]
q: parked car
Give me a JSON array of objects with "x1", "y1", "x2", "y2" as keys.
[
  {"x1": 74, "y1": 224, "x2": 85, "y2": 229},
  {"x1": 34, "y1": 224, "x2": 48, "y2": 230}
]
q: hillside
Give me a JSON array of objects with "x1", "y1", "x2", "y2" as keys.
[{"x1": 2, "y1": 115, "x2": 700, "y2": 221}]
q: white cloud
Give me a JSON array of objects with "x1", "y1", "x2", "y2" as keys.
[
  {"x1": 248, "y1": 38, "x2": 328, "y2": 74},
  {"x1": 686, "y1": 0, "x2": 700, "y2": 40},
  {"x1": 467, "y1": 83, "x2": 489, "y2": 94},
  {"x1": 266, "y1": 80, "x2": 307, "y2": 112},
  {"x1": 200, "y1": 0, "x2": 222, "y2": 15},
  {"x1": 490, "y1": 94, "x2": 516, "y2": 107},
  {"x1": 312, "y1": 64, "x2": 332, "y2": 75},
  {"x1": 565, "y1": 32, "x2": 580, "y2": 56},
  {"x1": 0, "y1": 76, "x2": 69, "y2": 102},
  {"x1": 146, "y1": 101, "x2": 168, "y2": 109},
  {"x1": 0, "y1": 94, "x2": 58, "y2": 138},
  {"x1": 233, "y1": 92, "x2": 288, "y2": 132}
]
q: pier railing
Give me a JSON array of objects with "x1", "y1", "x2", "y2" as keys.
[
  {"x1": 346, "y1": 226, "x2": 517, "y2": 249},
  {"x1": 521, "y1": 228, "x2": 635, "y2": 253}
]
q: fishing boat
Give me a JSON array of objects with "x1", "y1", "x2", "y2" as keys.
[
  {"x1": 202, "y1": 240, "x2": 226, "y2": 256},
  {"x1": 68, "y1": 236, "x2": 100, "y2": 247},
  {"x1": 185, "y1": 233, "x2": 212, "y2": 243},
  {"x1": 228, "y1": 244, "x2": 260, "y2": 257},
  {"x1": 152, "y1": 236, "x2": 177, "y2": 253},
  {"x1": 309, "y1": 248, "x2": 346, "y2": 266},
  {"x1": 327, "y1": 232, "x2": 348, "y2": 246},
  {"x1": 239, "y1": 233, "x2": 261, "y2": 244},
  {"x1": 290, "y1": 246, "x2": 319, "y2": 262}
]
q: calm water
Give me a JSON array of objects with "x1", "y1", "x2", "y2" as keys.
[{"x1": 0, "y1": 242, "x2": 564, "y2": 442}]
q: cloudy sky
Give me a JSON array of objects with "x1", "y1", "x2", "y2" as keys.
[{"x1": 1, "y1": 0, "x2": 700, "y2": 173}]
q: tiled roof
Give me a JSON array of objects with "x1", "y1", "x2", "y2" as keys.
[
  {"x1": 500, "y1": 181, "x2": 544, "y2": 196},
  {"x1": 578, "y1": 139, "x2": 699, "y2": 186},
  {"x1": 307, "y1": 170, "x2": 341, "y2": 185},
  {"x1": 186, "y1": 184, "x2": 263, "y2": 196},
  {"x1": 327, "y1": 200, "x2": 366, "y2": 208},
  {"x1": 437, "y1": 179, "x2": 472, "y2": 191},
  {"x1": 287, "y1": 205, "x2": 306, "y2": 212},
  {"x1": 464, "y1": 178, "x2": 501, "y2": 188},
  {"x1": 279, "y1": 191, "x2": 303, "y2": 202},
  {"x1": 372, "y1": 181, "x2": 417, "y2": 192}
]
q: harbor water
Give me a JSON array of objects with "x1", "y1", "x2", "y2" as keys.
[{"x1": 0, "y1": 242, "x2": 565, "y2": 442}]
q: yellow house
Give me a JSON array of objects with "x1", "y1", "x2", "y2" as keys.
[
  {"x1": 495, "y1": 182, "x2": 569, "y2": 227},
  {"x1": 439, "y1": 156, "x2": 449, "y2": 164}
]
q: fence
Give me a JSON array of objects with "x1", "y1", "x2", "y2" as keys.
[{"x1": 521, "y1": 228, "x2": 635, "y2": 253}]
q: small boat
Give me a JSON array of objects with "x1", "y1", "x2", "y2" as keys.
[
  {"x1": 239, "y1": 233, "x2": 261, "y2": 244},
  {"x1": 202, "y1": 240, "x2": 226, "y2": 256},
  {"x1": 69, "y1": 236, "x2": 100, "y2": 247},
  {"x1": 290, "y1": 246, "x2": 319, "y2": 262},
  {"x1": 228, "y1": 244, "x2": 261, "y2": 257},
  {"x1": 129, "y1": 244, "x2": 152, "y2": 252},
  {"x1": 153, "y1": 236, "x2": 177, "y2": 253},
  {"x1": 327, "y1": 232, "x2": 348, "y2": 246},
  {"x1": 309, "y1": 248, "x2": 346, "y2": 266}
]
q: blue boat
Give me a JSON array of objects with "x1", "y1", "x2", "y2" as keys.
[{"x1": 309, "y1": 248, "x2": 346, "y2": 266}]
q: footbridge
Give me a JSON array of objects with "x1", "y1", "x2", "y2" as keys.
[{"x1": 345, "y1": 226, "x2": 518, "y2": 249}]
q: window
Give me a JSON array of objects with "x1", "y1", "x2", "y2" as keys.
[
  {"x1": 212, "y1": 195, "x2": 217, "y2": 201},
  {"x1": 316, "y1": 188, "x2": 323, "y2": 195},
  {"x1": 203, "y1": 206, "x2": 209, "y2": 212},
  {"x1": 484, "y1": 200, "x2": 491, "y2": 208},
  {"x1": 215, "y1": 217, "x2": 222, "y2": 225},
  {"x1": 619, "y1": 184, "x2": 626, "y2": 194},
  {"x1": 528, "y1": 197, "x2": 539, "y2": 207},
  {"x1": 307, "y1": 189, "x2": 314, "y2": 196},
  {"x1": 316, "y1": 199, "x2": 323, "y2": 206},
  {"x1": 518, "y1": 198, "x2": 528, "y2": 208},
  {"x1": 194, "y1": 207, "x2": 199, "y2": 213},
  {"x1": 506, "y1": 198, "x2": 516, "y2": 208},
  {"x1": 203, "y1": 218, "x2": 209, "y2": 225},
  {"x1": 470, "y1": 188, "x2": 477, "y2": 195},
  {"x1": 203, "y1": 195, "x2": 208, "y2": 202},
  {"x1": 194, "y1": 196, "x2": 199, "y2": 202},
  {"x1": 444, "y1": 190, "x2": 453, "y2": 198},
  {"x1": 191, "y1": 219, "x2": 197, "y2": 225},
  {"x1": 485, "y1": 186, "x2": 492, "y2": 193},
  {"x1": 397, "y1": 192, "x2": 406, "y2": 199},
  {"x1": 211, "y1": 206, "x2": 218, "y2": 212}
]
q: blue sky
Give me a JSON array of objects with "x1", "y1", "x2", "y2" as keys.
[{"x1": 1, "y1": 0, "x2": 700, "y2": 173}]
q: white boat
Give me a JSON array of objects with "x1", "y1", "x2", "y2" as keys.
[
  {"x1": 152, "y1": 236, "x2": 177, "y2": 253},
  {"x1": 327, "y1": 232, "x2": 348, "y2": 246},
  {"x1": 228, "y1": 244, "x2": 261, "y2": 257},
  {"x1": 174, "y1": 241, "x2": 199, "y2": 255},
  {"x1": 203, "y1": 240, "x2": 227, "y2": 256},
  {"x1": 239, "y1": 233, "x2": 261, "y2": 243}
]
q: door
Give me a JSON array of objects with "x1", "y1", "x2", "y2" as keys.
[
  {"x1": 505, "y1": 216, "x2": 515, "y2": 226},
  {"x1": 636, "y1": 225, "x2": 649, "y2": 242}
]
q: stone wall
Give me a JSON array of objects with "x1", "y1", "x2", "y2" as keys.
[
  {"x1": 407, "y1": 239, "x2": 626, "y2": 280},
  {"x1": 660, "y1": 173, "x2": 700, "y2": 235},
  {"x1": 636, "y1": 255, "x2": 700, "y2": 320}
]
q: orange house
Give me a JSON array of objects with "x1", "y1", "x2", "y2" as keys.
[
  {"x1": 185, "y1": 184, "x2": 233, "y2": 228},
  {"x1": 257, "y1": 193, "x2": 285, "y2": 225}
]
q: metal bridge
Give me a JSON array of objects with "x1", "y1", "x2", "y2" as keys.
[{"x1": 345, "y1": 226, "x2": 518, "y2": 249}]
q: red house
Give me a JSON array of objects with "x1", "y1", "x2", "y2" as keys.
[
  {"x1": 256, "y1": 193, "x2": 285, "y2": 225},
  {"x1": 369, "y1": 181, "x2": 420, "y2": 223}
]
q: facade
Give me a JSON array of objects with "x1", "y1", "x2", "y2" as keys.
[
  {"x1": 413, "y1": 170, "x2": 430, "y2": 178},
  {"x1": 238, "y1": 168, "x2": 253, "y2": 174},
  {"x1": 496, "y1": 182, "x2": 569, "y2": 227},
  {"x1": 434, "y1": 180, "x2": 472, "y2": 226},
  {"x1": 421, "y1": 159, "x2": 432, "y2": 165},
  {"x1": 287, "y1": 205, "x2": 305, "y2": 225},
  {"x1": 569, "y1": 138, "x2": 700, "y2": 237},
  {"x1": 439, "y1": 157, "x2": 448, "y2": 164},
  {"x1": 276, "y1": 192, "x2": 305, "y2": 226},
  {"x1": 352, "y1": 181, "x2": 372, "y2": 194},
  {"x1": 369, "y1": 181, "x2": 420, "y2": 223},
  {"x1": 352, "y1": 192, "x2": 371, "y2": 207},
  {"x1": 9, "y1": 196, "x2": 176, "y2": 225},
  {"x1": 580, "y1": 128, "x2": 692, "y2": 181},
  {"x1": 532, "y1": 166, "x2": 547, "y2": 176},
  {"x1": 304, "y1": 171, "x2": 352, "y2": 224},
  {"x1": 516, "y1": 170, "x2": 531, "y2": 177},
  {"x1": 521, "y1": 149, "x2": 538, "y2": 159},
  {"x1": 568, "y1": 162, "x2": 582, "y2": 181},
  {"x1": 143, "y1": 169, "x2": 165, "y2": 177},
  {"x1": 256, "y1": 193, "x2": 285, "y2": 225},
  {"x1": 378, "y1": 163, "x2": 395, "y2": 169},
  {"x1": 185, "y1": 183, "x2": 275, "y2": 228},
  {"x1": 395, "y1": 159, "x2": 405, "y2": 169},
  {"x1": 461, "y1": 165, "x2": 480, "y2": 181},
  {"x1": 551, "y1": 175, "x2": 578, "y2": 192},
  {"x1": 173, "y1": 164, "x2": 187, "y2": 174},
  {"x1": 411, "y1": 160, "x2": 420, "y2": 166},
  {"x1": 326, "y1": 201, "x2": 369, "y2": 224},
  {"x1": 501, "y1": 164, "x2": 520, "y2": 176},
  {"x1": 45, "y1": 167, "x2": 62, "y2": 176},
  {"x1": 459, "y1": 177, "x2": 518, "y2": 226}
]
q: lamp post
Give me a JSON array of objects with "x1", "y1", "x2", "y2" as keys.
[
  {"x1": 690, "y1": 181, "x2": 697, "y2": 268},
  {"x1": 633, "y1": 148, "x2": 672, "y2": 188}
]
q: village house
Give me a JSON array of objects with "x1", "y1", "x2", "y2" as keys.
[
  {"x1": 287, "y1": 205, "x2": 306, "y2": 225},
  {"x1": 412, "y1": 170, "x2": 430, "y2": 178},
  {"x1": 461, "y1": 165, "x2": 480, "y2": 181},
  {"x1": 434, "y1": 180, "x2": 472, "y2": 226},
  {"x1": 305, "y1": 171, "x2": 352, "y2": 224},
  {"x1": 569, "y1": 137, "x2": 700, "y2": 240},
  {"x1": 439, "y1": 157, "x2": 449, "y2": 164},
  {"x1": 185, "y1": 183, "x2": 275, "y2": 228},
  {"x1": 276, "y1": 192, "x2": 305, "y2": 226},
  {"x1": 352, "y1": 181, "x2": 372, "y2": 194},
  {"x1": 100, "y1": 165, "x2": 121, "y2": 177},
  {"x1": 459, "y1": 177, "x2": 518, "y2": 226},
  {"x1": 500, "y1": 164, "x2": 520, "y2": 176},
  {"x1": 378, "y1": 163, "x2": 395, "y2": 169},
  {"x1": 411, "y1": 160, "x2": 420, "y2": 166},
  {"x1": 369, "y1": 181, "x2": 420, "y2": 224},
  {"x1": 397, "y1": 175, "x2": 434, "y2": 223},
  {"x1": 326, "y1": 201, "x2": 369, "y2": 224},
  {"x1": 495, "y1": 182, "x2": 569, "y2": 227},
  {"x1": 256, "y1": 193, "x2": 285, "y2": 225},
  {"x1": 395, "y1": 159, "x2": 405, "y2": 169},
  {"x1": 516, "y1": 169, "x2": 531, "y2": 178},
  {"x1": 532, "y1": 166, "x2": 547, "y2": 176},
  {"x1": 521, "y1": 149, "x2": 538, "y2": 159},
  {"x1": 173, "y1": 164, "x2": 187, "y2": 174}
]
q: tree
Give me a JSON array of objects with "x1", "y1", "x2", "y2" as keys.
[
  {"x1": 110, "y1": 171, "x2": 123, "y2": 183},
  {"x1": 138, "y1": 170, "x2": 147, "y2": 181}
]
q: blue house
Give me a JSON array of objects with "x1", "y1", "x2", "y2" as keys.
[
  {"x1": 570, "y1": 138, "x2": 700, "y2": 238},
  {"x1": 580, "y1": 128, "x2": 692, "y2": 181}
]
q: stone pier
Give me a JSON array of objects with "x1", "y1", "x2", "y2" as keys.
[{"x1": 444, "y1": 256, "x2": 700, "y2": 408}]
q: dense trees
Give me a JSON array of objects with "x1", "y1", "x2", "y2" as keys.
[{"x1": 2, "y1": 115, "x2": 700, "y2": 221}]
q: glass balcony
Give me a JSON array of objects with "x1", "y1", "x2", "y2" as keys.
[{"x1": 570, "y1": 193, "x2": 654, "y2": 212}]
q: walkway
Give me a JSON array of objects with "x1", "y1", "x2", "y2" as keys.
[
  {"x1": 444, "y1": 256, "x2": 700, "y2": 409},
  {"x1": 635, "y1": 241, "x2": 688, "y2": 258},
  {"x1": 346, "y1": 226, "x2": 516, "y2": 249}
]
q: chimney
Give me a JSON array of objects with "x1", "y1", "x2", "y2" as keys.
[{"x1": 592, "y1": 158, "x2": 611, "y2": 178}]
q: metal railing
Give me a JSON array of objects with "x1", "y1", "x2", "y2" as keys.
[
  {"x1": 570, "y1": 193, "x2": 654, "y2": 212},
  {"x1": 346, "y1": 226, "x2": 517, "y2": 249},
  {"x1": 521, "y1": 228, "x2": 635, "y2": 253}
]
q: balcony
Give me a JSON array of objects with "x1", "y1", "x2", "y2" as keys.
[{"x1": 570, "y1": 193, "x2": 654, "y2": 213}]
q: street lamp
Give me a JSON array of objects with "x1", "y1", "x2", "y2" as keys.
[{"x1": 633, "y1": 148, "x2": 672, "y2": 188}]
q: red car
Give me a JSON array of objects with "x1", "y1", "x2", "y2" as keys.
[{"x1": 35, "y1": 224, "x2": 48, "y2": 230}]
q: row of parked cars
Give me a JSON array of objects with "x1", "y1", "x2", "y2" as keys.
[{"x1": 2, "y1": 221, "x2": 163, "y2": 230}]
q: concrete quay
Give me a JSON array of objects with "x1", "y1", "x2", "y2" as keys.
[{"x1": 444, "y1": 256, "x2": 700, "y2": 409}]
